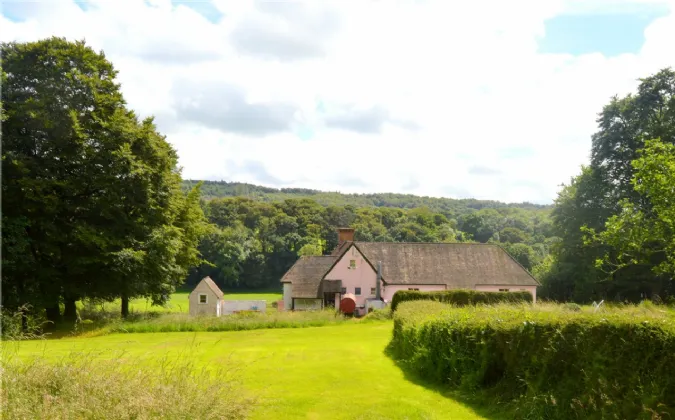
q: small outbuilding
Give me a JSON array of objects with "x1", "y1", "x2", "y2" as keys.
[{"x1": 189, "y1": 276, "x2": 224, "y2": 316}]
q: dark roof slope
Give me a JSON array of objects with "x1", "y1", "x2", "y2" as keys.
[
  {"x1": 281, "y1": 256, "x2": 338, "y2": 298},
  {"x1": 200, "y1": 276, "x2": 224, "y2": 299},
  {"x1": 354, "y1": 242, "x2": 539, "y2": 287}
]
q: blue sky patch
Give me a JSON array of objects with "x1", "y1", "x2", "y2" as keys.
[
  {"x1": 170, "y1": 0, "x2": 223, "y2": 24},
  {"x1": 538, "y1": 11, "x2": 667, "y2": 56}
]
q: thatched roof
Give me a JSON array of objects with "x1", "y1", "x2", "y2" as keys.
[
  {"x1": 199, "y1": 276, "x2": 224, "y2": 299},
  {"x1": 281, "y1": 256, "x2": 338, "y2": 298},
  {"x1": 280, "y1": 241, "x2": 539, "y2": 299},
  {"x1": 354, "y1": 242, "x2": 539, "y2": 287}
]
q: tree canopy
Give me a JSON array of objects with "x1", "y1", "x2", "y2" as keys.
[{"x1": 1, "y1": 38, "x2": 206, "y2": 323}]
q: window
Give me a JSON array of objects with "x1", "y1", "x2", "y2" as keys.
[
  {"x1": 349, "y1": 259, "x2": 356, "y2": 269},
  {"x1": 370, "y1": 287, "x2": 376, "y2": 295},
  {"x1": 198, "y1": 293, "x2": 207, "y2": 304},
  {"x1": 499, "y1": 288, "x2": 510, "y2": 292},
  {"x1": 340, "y1": 287, "x2": 347, "y2": 294},
  {"x1": 408, "y1": 288, "x2": 420, "y2": 291},
  {"x1": 355, "y1": 287, "x2": 361, "y2": 296}
]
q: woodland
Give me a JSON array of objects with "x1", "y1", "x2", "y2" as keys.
[{"x1": 2, "y1": 37, "x2": 675, "y2": 325}]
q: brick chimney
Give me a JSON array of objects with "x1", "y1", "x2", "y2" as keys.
[{"x1": 337, "y1": 228, "x2": 355, "y2": 243}]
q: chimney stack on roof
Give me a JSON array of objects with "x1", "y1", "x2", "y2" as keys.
[{"x1": 337, "y1": 227, "x2": 355, "y2": 243}]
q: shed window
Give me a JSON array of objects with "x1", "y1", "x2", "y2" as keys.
[
  {"x1": 499, "y1": 289, "x2": 510, "y2": 292},
  {"x1": 370, "y1": 287, "x2": 376, "y2": 295},
  {"x1": 349, "y1": 259, "x2": 356, "y2": 269},
  {"x1": 198, "y1": 293, "x2": 208, "y2": 304},
  {"x1": 355, "y1": 287, "x2": 361, "y2": 295}
]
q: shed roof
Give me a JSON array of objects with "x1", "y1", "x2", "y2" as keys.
[
  {"x1": 195, "y1": 276, "x2": 224, "y2": 299},
  {"x1": 281, "y1": 256, "x2": 338, "y2": 298},
  {"x1": 353, "y1": 242, "x2": 539, "y2": 287}
]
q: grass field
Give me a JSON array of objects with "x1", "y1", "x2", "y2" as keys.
[
  {"x1": 7, "y1": 323, "x2": 492, "y2": 419},
  {"x1": 80, "y1": 291, "x2": 283, "y2": 314}
]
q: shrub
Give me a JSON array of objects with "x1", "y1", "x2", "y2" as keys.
[
  {"x1": 363, "y1": 308, "x2": 393, "y2": 321},
  {"x1": 1, "y1": 351, "x2": 251, "y2": 419},
  {"x1": 390, "y1": 301, "x2": 675, "y2": 419},
  {"x1": 563, "y1": 302, "x2": 582, "y2": 312},
  {"x1": 390, "y1": 289, "x2": 532, "y2": 311}
]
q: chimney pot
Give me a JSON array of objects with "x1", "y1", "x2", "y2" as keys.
[{"x1": 337, "y1": 228, "x2": 355, "y2": 243}]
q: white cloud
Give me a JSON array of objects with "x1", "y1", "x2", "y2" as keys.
[{"x1": 2, "y1": 0, "x2": 674, "y2": 204}]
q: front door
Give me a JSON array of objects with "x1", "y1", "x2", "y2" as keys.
[{"x1": 323, "y1": 292, "x2": 336, "y2": 308}]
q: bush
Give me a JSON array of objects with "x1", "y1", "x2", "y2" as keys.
[
  {"x1": 563, "y1": 302, "x2": 582, "y2": 312},
  {"x1": 363, "y1": 308, "x2": 392, "y2": 321},
  {"x1": 1, "y1": 351, "x2": 251, "y2": 419},
  {"x1": 1, "y1": 305, "x2": 46, "y2": 340},
  {"x1": 390, "y1": 301, "x2": 675, "y2": 419},
  {"x1": 390, "y1": 289, "x2": 532, "y2": 311}
]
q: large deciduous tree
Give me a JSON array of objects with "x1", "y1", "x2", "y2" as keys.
[
  {"x1": 541, "y1": 68, "x2": 675, "y2": 302},
  {"x1": 1, "y1": 37, "x2": 206, "y2": 323}
]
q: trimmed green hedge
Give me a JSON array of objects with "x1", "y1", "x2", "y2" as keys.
[
  {"x1": 390, "y1": 301, "x2": 675, "y2": 419},
  {"x1": 390, "y1": 289, "x2": 532, "y2": 311}
]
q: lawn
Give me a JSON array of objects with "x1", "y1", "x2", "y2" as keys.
[
  {"x1": 8, "y1": 323, "x2": 491, "y2": 419},
  {"x1": 80, "y1": 290, "x2": 283, "y2": 314}
]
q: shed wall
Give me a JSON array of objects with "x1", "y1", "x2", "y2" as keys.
[{"x1": 189, "y1": 281, "x2": 220, "y2": 316}]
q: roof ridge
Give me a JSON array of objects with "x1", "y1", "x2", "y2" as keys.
[{"x1": 354, "y1": 241, "x2": 497, "y2": 246}]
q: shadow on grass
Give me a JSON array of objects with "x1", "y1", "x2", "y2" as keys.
[{"x1": 382, "y1": 344, "x2": 512, "y2": 420}]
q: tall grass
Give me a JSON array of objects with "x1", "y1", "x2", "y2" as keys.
[
  {"x1": 93, "y1": 309, "x2": 350, "y2": 335},
  {"x1": 1, "y1": 349, "x2": 251, "y2": 419}
]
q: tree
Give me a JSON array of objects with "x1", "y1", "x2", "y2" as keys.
[
  {"x1": 1, "y1": 38, "x2": 206, "y2": 322},
  {"x1": 586, "y1": 140, "x2": 675, "y2": 298},
  {"x1": 541, "y1": 68, "x2": 675, "y2": 302}
]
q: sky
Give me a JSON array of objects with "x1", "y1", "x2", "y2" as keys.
[{"x1": 2, "y1": 0, "x2": 674, "y2": 204}]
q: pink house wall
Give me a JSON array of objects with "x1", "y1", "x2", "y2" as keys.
[
  {"x1": 324, "y1": 244, "x2": 538, "y2": 306},
  {"x1": 324, "y1": 245, "x2": 380, "y2": 307},
  {"x1": 475, "y1": 285, "x2": 537, "y2": 303}
]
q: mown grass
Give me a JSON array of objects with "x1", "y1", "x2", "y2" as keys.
[
  {"x1": 7, "y1": 323, "x2": 491, "y2": 420},
  {"x1": 1, "y1": 348, "x2": 251, "y2": 419}
]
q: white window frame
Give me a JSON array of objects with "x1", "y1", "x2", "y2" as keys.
[
  {"x1": 370, "y1": 287, "x2": 376, "y2": 295},
  {"x1": 198, "y1": 293, "x2": 208, "y2": 304}
]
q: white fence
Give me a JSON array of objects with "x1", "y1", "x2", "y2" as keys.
[{"x1": 221, "y1": 300, "x2": 267, "y2": 315}]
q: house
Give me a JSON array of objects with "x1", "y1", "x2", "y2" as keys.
[
  {"x1": 189, "y1": 276, "x2": 225, "y2": 316},
  {"x1": 280, "y1": 228, "x2": 540, "y2": 312}
]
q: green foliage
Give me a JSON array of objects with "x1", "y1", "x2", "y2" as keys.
[
  {"x1": 1, "y1": 38, "x2": 207, "y2": 321},
  {"x1": 587, "y1": 140, "x2": 675, "y2": 286},
  {"x1": 390, "y1": 301, "x2": 675, "y2": 419},
  {"x1": 544, "y1": 68, "x2": 675, "y2": 303},
  {"x1": 389, "y1": 289, "x2": 532, "y2": 312},
  {"x1": 2, "y1": 352, "x2": 250, "y2": 419}
]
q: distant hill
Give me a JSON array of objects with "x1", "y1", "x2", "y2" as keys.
[{"x1": 182, "y1": 180, "x2": 552, "y2": 218}]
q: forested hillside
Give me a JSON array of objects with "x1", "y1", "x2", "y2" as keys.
[
  {"x1": 182, "y1": 180, "x2": 551, "y2": 213},
  {"x1": 185, "y1": 196, "x2": 556, "y2": 290}
]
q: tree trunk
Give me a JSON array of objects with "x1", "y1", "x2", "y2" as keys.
[
  {"x1": 63, "y1": 297, "x2": 78, "y2": 323},
  {"x1": 45, "y1": 306, "x2": 61, "y2": 328},
  {"x1": 21, "y1": 308, "x2": 29, "y2": 332},
  {"x1": 121, "y1": 295, "x2": 129, "y2": 319}
]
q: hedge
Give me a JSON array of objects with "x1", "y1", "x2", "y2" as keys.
[
  {"x1": 390, "y1": 301, "x2": 675, "y2": 419},
  {"x1": 390, "y1": 289, "x2": 532, "y2": 311}
]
